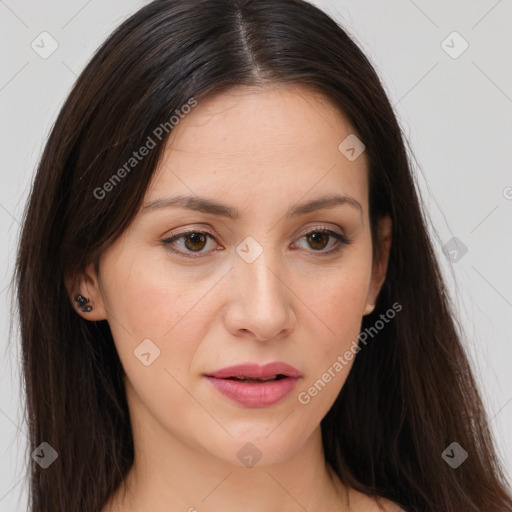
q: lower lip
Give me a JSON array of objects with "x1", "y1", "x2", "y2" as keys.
[{"x1": 205, "y1": 376, "x2": 300, "y2": 407}]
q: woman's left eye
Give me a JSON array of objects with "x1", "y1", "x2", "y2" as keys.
[
  {"x1": 161, "y1": 228, "x2": 351, "y2": 258},
  {"x1": 294, "y1": 228, "x2": 351, "y2": 253}
]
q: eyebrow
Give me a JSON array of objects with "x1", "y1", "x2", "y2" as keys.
[{"x1": 142, "y1": 193, "x2": 363, "y2": 219}]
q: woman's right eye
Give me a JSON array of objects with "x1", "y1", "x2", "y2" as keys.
[{"x1": 161, "y1": 230, "x2": 220, "y2": 258}]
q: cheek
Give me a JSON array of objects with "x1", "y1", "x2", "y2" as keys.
[
  {"x1": 98, "y1": 247, "x2": 222, "y2": 390},
  {"x1": 307, "y1": 263, "x2": 371, "y2": 357},
  {"x1": 292, "y1": 271, "x2": 371, "y2": 427},
  {"x1": 100, "y1": 245, "x2": 215, "y2": 338}
]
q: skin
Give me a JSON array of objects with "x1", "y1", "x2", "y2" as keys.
[{"x1": 71, "y1": 84, "x2": 398, "y2": 511}]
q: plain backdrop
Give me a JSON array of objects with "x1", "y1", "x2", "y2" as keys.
[{"x1": 1, "y1": 0, "x2": 511, "y2": 510}]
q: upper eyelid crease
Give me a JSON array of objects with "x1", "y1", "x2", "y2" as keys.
[{"x1": 143, "y1": 193, "x2": 363, "y2": 220}]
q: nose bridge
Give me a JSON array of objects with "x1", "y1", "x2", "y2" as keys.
[
  {"x1": 231, "y1": 235, "x2": 292, "y2": 337},
  {"x1": 236, "y1": 237, "x2": 285, "y2": 303}
]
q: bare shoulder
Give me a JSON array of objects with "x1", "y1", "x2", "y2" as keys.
[{"x1": 347, "y1": 486, "x2": 406, "y2": 512}]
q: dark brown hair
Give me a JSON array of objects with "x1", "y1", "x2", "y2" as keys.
[{"x1": 14, "y1": 0, "x2": 512, "y2": 510}]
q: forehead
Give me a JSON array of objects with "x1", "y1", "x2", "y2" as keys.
[
  {"x1": 166, "y1": 84, "x2": 360, "y2": 154},
  {"x1": 146, "y1": 84, "x2": 368, "y2": 209}
]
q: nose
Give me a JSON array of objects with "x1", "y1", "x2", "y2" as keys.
[{"x1": 223, "y1": 248, "x2": 296, "y2": 342}]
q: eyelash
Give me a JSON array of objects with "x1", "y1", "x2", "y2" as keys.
[{"x1": 160, "y1": 226, "x2": 352, "y2": 259}]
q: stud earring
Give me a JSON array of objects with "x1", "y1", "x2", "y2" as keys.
[{"x1": 75, "y1": 294, "x2": 92, "y2": 312}]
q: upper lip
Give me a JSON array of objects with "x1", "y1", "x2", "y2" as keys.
[{"x1": 205, "y1": 362, "x2": 302, "y2": 379}]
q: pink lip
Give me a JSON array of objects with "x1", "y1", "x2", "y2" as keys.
[
  {"x1": 204, "y1": 362, "x2": 302, "y2": 408},
  {"x1": 207, "y1": 362, "x2": 302, "y2": 379}
]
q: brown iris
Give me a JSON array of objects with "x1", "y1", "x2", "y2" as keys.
[
  {"x1": 306, "y1": 232, "x2": 330, "y2": 251},
  {"x1": 183, "y1": 232, "x2": 208, "y2": 252}
]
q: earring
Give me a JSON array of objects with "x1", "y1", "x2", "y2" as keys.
[{"x1": 75, "y1": 294, "x2": 92, "y2": 312}]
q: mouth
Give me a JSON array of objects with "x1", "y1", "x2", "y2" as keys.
[
  {"x1": 221, "y1": 374, "x2": 288, "y2": 383},
  {"x1": 204, "y1": 362, "x2": 302, "y2": 408},
  {"x1": 205, "y1": 361, "x2": 302, "y2": 380}
]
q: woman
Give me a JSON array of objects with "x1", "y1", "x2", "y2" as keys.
[{"x1": 14, "y1": 0, "x2": 512, "y2": 510}]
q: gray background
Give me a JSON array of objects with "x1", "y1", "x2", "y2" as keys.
[{"x1": 1, "y1": 0, "x2": 511, "y2": 509}]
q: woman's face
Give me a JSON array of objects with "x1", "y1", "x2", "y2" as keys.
[{"x1": 77, "y1": 84, "x2": 391, "y2": 467}]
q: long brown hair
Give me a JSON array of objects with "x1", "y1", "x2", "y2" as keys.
[{"x1": 14, "y1": 0, "x2": 512, "y2": 510}]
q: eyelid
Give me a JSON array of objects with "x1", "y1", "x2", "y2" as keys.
[{"x1": 163, "y1": 225, "x2": 216, "y2": 239}]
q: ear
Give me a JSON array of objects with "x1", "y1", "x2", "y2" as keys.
[
  {"x1": 363, "y1": 215, "x2": 392, "y2": 316},
  {"x1": 65, "y1": 262, "x2": 107, "y2": 321}
]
